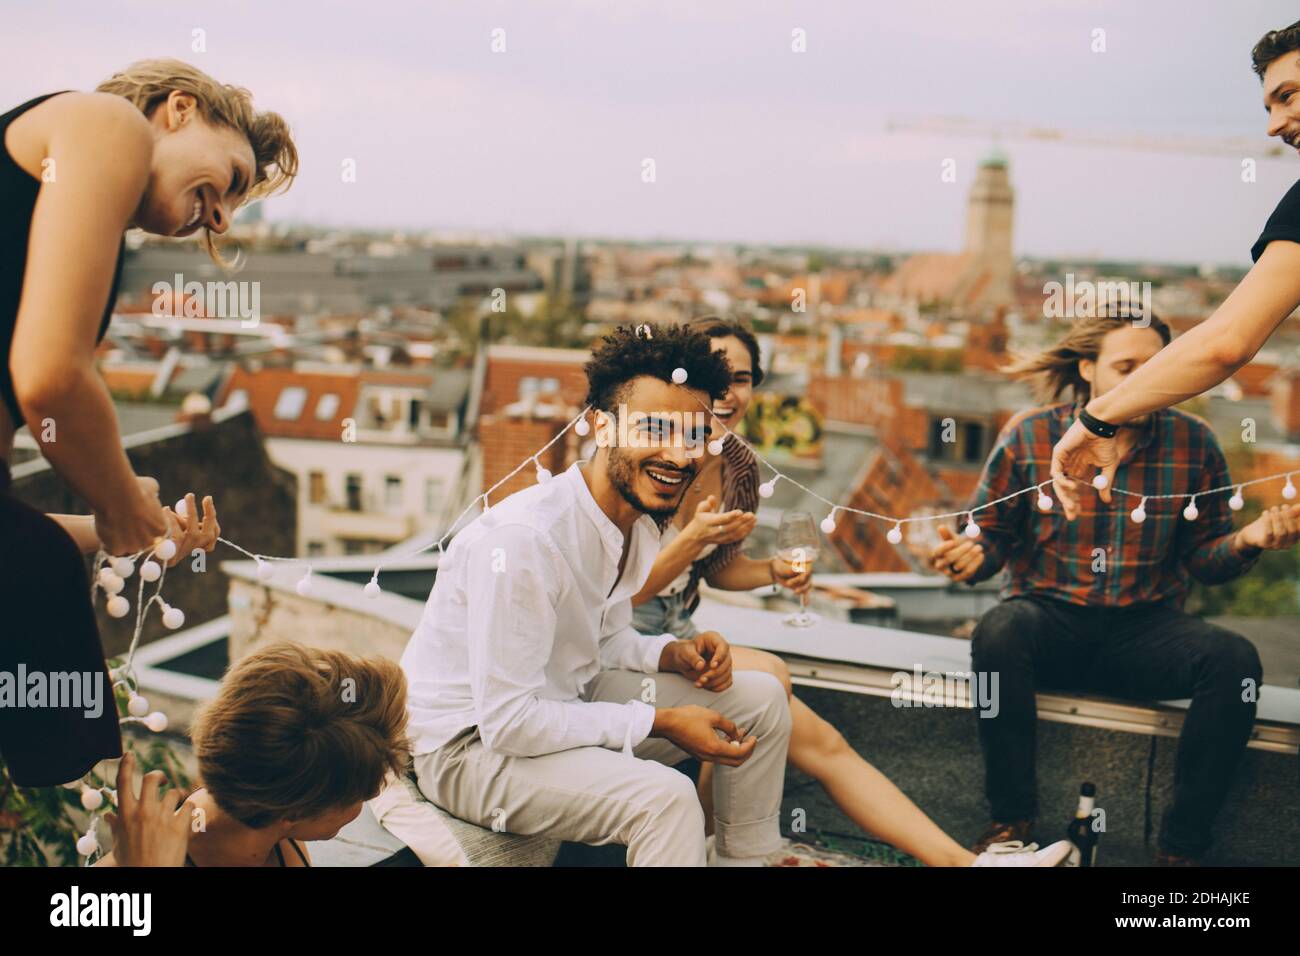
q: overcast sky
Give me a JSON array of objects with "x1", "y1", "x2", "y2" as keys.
[{"x1": 5, "y1": 1, "x2": 1299, "y2": 265}]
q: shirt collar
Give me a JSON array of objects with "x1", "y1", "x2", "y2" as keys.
[{"x1": 562, "y1": 461, "x2": 654, "y2": 558}]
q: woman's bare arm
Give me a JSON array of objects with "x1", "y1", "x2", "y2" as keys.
[{"x1": 9, "y1": 94, "x2": 166, "y2": 539}]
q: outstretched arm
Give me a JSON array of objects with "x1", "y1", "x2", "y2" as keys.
[{"x1": 1053, "y1": 241, "x2": 1300, "y2": 513}]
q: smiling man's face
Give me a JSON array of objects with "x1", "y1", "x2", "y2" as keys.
[
  {"x1": 1263, "y1": 51, "x2": 1300, "y2": 150},
  {"x1": 600, "y1": 375, "x2": 713, "y2": 521}
]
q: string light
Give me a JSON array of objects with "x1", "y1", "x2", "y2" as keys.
[
  {"x1": 295, "y1": 567, "x2": 313, "y2": 597},
  {"x1": 1130, "y1": 497, "x2": 1148, "y2": 524},
  {"x1": 534, "y1": 456, "x2": 553, "y2": 483},
  {"x1": 963, "y1": 513, "x2": 981, "y2": 539},
  {"x1": 1183, "y1": 495, "x2": 1199, "y2": 521},
  {"x1": 1037, "y1": 489, "x2": 1053, "y2": 512},
  {"x1": 1284, "y1": 475, "x2": 1297, "y2": 501},
  {"x1": 886, "y1": 521, "x2": 904, "y2": 544},
  {"x1": 820, "y1": 508, "x2": 838, "y2": 534},
  {"x1": 1229, "y1": 486, "x2": 1244, "y2": 511}
]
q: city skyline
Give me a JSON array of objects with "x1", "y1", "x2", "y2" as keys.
[{"x1": 3, "y1": 1, "x2": 1299, "y2": 266}]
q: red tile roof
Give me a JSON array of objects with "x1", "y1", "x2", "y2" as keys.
[{"x1": 219, "y1": 366, "x2": 360, "y2": 440}]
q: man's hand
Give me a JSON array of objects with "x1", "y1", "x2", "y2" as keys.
[
  {"x1": 1235, "y1": 504, "x2": 1300, "y2": 553},
  {"x1": 929, "y1": 524, "x2": 986, "y2": 583},
  {"x1": 1051, "y1": 418, "x2": 1119, "y2": 520},
  {"x1": 659, "y1": 631, "x2": 733, "y2": 691},
  {"x1": 101, "y1": 752, "x2": 193, "y2": 867},
  {"x1": 651, "y1": 705, "x2": 756, "y2": 766},
  {"x1": 770, "y1": 554, "x2": 812, "y2": 595},
  {"x1": 683, "y1": 495, "x2": 757, "y2": 548}
]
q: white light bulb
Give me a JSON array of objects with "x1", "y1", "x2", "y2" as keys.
[
  {"x1": 886, "y1": 523, "x2": 903, "y2": 545},
  {"x1": 1228, "y1": 489, "x2": 1244, "y2": 511},
  {"x1": 1284, "y1": 477, "x2": 1297, "y2": 501},
  {"x1": 574, "y1": 417, "x2": 590, "y2": 437},
  {"x1": 964, "y1": 518, "x2": 981, "y2": 539},
  {"x1": 80, "y1": 788, "x2": 103, "y2": 811},
  {"x1": 820, "y1": 514, "x2": 836, "y2": 534},
  {"x1": 106, "y1": 595, "x2": 130, "y2": 618},
  {"x1": 128, "y1": 693, "x2": 149, "y2": 717},
  {"x1": 76, "y1": 832, "x2": 99, "y2": 857},
  {"x1": 1037, "y1": 493, "x2": 1053, "y2": 512},
  {"x1": 364, "y1": 579, "x2": 381, "y2": 599},
  {"x1": 707, "y1": 439, "x2": 724, "y2": 456},
  {"x1": 154, "y1": 539, "x2": 177, "y2": 562},
  {"x1": 535, "y1": 466, "x2": 552, "y2": 483},
  {"x1": 98, "y1": 569, "x2": 124, "y2": 594},
  {"x1": 295, "y1": 569, "x2": 313, "y2": 597},
  {"x1": 1092, "y1": 474, "x2": 1109, "y2": 491},
  {"x1": 174, "y1": 498, "x2": 188, "y2": 518},
  {"x1": 140, "y1": 559, "x2": 162, "y2": 582},
  {"x1": 162, "y1": 604, "x2": 185, "y2": 629},
  {"x1": 255, "y1": 559, "x2": 274, "y2": 581},
  {"x1": 671, "y1": 367, "x2": 687, "y2": 384},
  {"x1": 144, "y1": 711, "x2": 168, "y2": 733},
  {"x1": 758, "y1": 481, "x2": 775, "y2": 499},
  {"x1": 1130, "y1": 505, "x2": 1146, "y2": 524},
  {"x1": 1183, "y1": 502, "x2": 1199, "y2": 521},
  {"x1": 110, "y1": 557, "x2": 135, "y2": 579}
]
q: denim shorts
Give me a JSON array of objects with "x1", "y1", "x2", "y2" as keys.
[{"x1": 631, "y1": 591, "x2": 700, "y2": 640}]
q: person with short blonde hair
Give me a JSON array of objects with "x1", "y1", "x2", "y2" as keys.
[{"x1": 100, "y1": 642, "x2": 410, "y2": 867}]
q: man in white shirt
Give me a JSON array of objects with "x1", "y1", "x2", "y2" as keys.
[{"x1": 401, "y1": 324, "x2": 792, "y2": 866}]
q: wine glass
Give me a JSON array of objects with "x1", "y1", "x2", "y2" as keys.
[{"x1": 776, "y1": 511, "x2": 819, "y2": 627}]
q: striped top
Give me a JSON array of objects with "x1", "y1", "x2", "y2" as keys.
[
  {"x1": 966, "y1": 401, "x2": 1261, "y2": 608},
  {"x1": 665, "y1": 432, "x2": 760, "y2": 612}
]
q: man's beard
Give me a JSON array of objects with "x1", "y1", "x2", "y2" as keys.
[{"x1": 606, "y1": 445, "x2": 686, "y2": 522}]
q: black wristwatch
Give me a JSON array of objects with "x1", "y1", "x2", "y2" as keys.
[{"x1": 1078, "y1": 406, "x2": 1119, "y2": 439}]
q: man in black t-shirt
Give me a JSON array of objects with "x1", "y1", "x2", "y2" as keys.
[{"x1": 1051, "y1": 19, "x2": 1300, "y2": 517}]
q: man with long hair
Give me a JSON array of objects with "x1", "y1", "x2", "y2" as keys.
[{"x1": 930, "y1": 307, "x2": 1298, "y2": 865}]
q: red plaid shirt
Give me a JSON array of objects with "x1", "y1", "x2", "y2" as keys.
[{"x1": 966, "y1": 402, "x2": 1261, "y2": 608}]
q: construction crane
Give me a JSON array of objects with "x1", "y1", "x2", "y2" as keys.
[{"x1": 886, "y1": 115, "x2": 1289, "y2": 160}]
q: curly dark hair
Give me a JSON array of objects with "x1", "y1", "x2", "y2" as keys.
[
  {"x1": 584, "y1": 323, "x2": 734, "y2": 411},
  {"x1": 1252, "y1": 19, "x2": 1300, "y2": 79}
]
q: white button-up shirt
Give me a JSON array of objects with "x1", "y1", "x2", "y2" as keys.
[{"x1": 401, "y1": 462, "x2": 676, "y2": 758}]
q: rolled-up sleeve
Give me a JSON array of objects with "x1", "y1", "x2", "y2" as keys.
[{"x1": 465, "y1": 524, "x2": 654, "y2": 757}]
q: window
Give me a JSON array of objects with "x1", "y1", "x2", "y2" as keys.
[
  {"x1": 425, "y1": 477, "x2": 444, "y2": 514},
  {"x1": 273, "y1": 386, "x2": 308, "y2": 420},
  {"x1": 315, "y1": 393, "x2": 340, "y2": 421},
  {"x1": 408, "y1": 398, "x2": 423, "y2": 429},
  {"x1": 385, "y1": 475, "x2": 403, "y2": 508},
  {"x1": 928, "y1": 416, "x2": 987, "y2": 464},
  {"x1": 308, "y1": 470, "x2": 326, "y2": 504},
  {"x1": 306, "y1": 541, "x2": 325, "y2": 556},
  {"x1": 345, "y1": 473, "x2": 363, "y2": 512}
]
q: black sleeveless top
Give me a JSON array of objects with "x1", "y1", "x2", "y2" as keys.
[{"x1": 0, "y1": 91, "x2": 124, "y2": 422}]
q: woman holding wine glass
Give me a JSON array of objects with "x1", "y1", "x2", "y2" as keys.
[{"x1": 630, "y1": 316, "x2": 1070, "y2": 867}]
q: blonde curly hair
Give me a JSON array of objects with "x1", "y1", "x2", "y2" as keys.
[{"x1": 96, "y1": 58, "x2": 299, "y2": 266}]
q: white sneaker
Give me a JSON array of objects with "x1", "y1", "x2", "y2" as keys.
[{"x1": 971, "y1": 839, "x2": 1074, "y2": 867}]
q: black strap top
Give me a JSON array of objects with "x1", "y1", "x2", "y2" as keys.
[
  {"x1": 0, "y1": 91, "x2": 124, "y2": 423},
  {"x1": 184, "y1": 838, "x2": 311, "y2": 868}
]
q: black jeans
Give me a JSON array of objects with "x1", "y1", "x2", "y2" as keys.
[{"x1": 970, "y1": 593, "x2": 1262, "y2": 857}]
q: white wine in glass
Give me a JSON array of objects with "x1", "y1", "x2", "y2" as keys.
[{"x1": 776, "y1": 511, "x2": 820, "y2": 627}]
